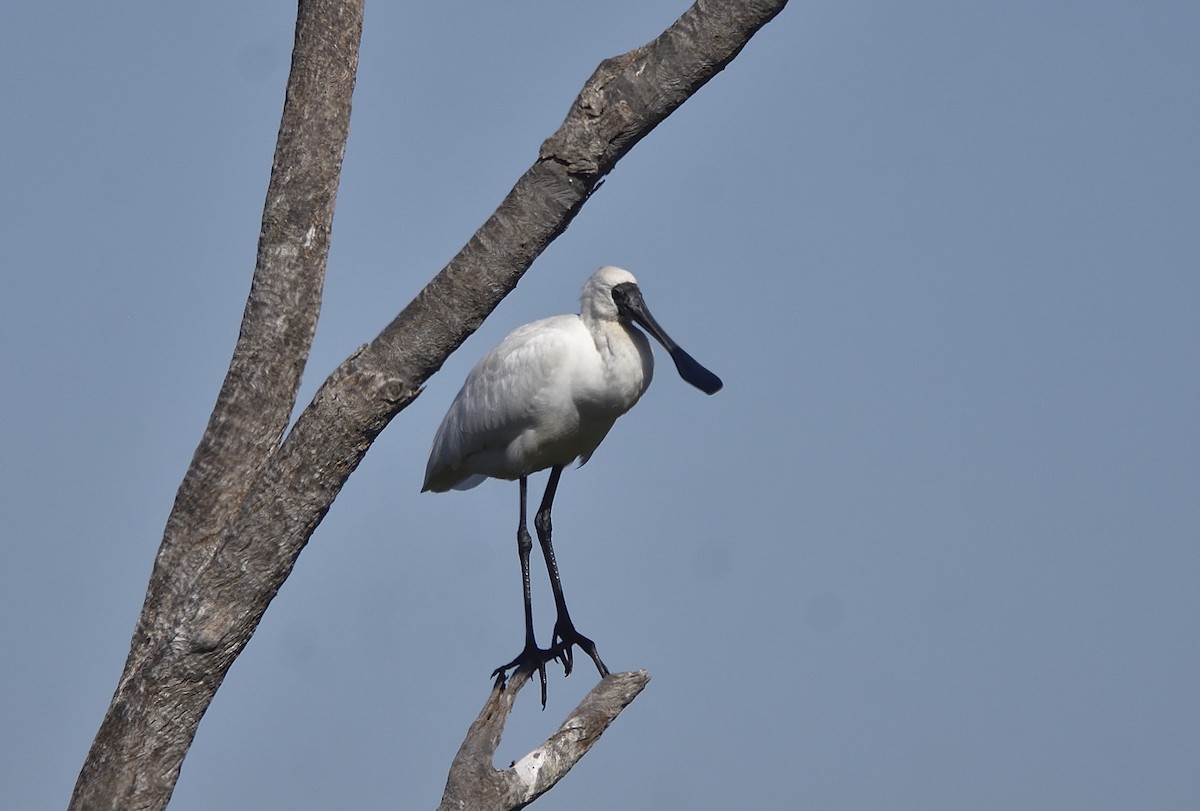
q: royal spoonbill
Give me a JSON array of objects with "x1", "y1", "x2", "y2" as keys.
[{"x1": 422, "y1": 266, "x2": 722, "y2": 705}]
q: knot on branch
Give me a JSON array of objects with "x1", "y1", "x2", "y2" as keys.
[{"x1": 538, "y1": 52, "x2": 645, "y2": 175}]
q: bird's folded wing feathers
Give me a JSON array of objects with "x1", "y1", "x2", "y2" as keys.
[{"x1": 424, "y1": 316, "x2": 582, "y2": 487}]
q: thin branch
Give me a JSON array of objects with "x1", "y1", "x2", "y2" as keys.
[{"x1": 439, "y1": 670, "x2": 651, "y2": 811}]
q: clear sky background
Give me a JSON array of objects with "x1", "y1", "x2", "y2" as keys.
[{"x1": 3, "y1": 2, "x2": 1198, "y2": 809}]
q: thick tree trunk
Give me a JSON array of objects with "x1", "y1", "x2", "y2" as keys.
[
  {"x1": 69, "y1": 1, "x2": 364, "y2": 808},
  {"x1": 69, "y1": 1, "x2": 789, "y2": 808}
]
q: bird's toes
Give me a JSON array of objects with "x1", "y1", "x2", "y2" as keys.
[
  {"x1": 532, "y1": 660, "x2": 549, "y2": 708},
  {"x1": 548, "y1": 638, "x2": 574, "y2": 676},
  {"x1": 492, "y1": 646, "x2": 559, "y2": 709}
]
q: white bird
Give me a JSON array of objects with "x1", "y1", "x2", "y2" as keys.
[{"x1": 423, "y1": 266, "x2": 722, "y2": 705}]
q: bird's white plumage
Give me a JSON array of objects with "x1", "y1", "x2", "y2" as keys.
[{"x1": 422, "y1": 267, "x2": 655, "y2": 492}]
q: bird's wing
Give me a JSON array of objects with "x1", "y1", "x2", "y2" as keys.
[{"x1": 422, "y1": 315, "x2": 581, "y2": 491}]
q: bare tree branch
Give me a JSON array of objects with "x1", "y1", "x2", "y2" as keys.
[
  {"x1": 70, "y1": 1, "x2": 364, "y2": 807},
  {"x1": 439, "y1": 669, "x2": 651, "y2": 811},
  {"x1": 70, "y1": 1, "x2": 789, "y2": 808}
]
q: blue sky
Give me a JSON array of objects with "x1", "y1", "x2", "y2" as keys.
[{"x1": 3, "y1": 2, "x2": 1198, "y2": 808}]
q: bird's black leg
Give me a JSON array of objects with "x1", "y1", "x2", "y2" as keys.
[
  {"x1": 535, "y1": 466, "x2": 610, "y2": 679},
  {"x1": 492, "y1": 475, "x2": 557, "y2": 708}
]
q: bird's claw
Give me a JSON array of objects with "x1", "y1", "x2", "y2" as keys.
[
  {"x1": 492, "y1": 625, "x2": 608, "y2": 709},
  {"x1": 550, "y1": 623, "x2": 610, "y2": 680},
  {"x1": 492, "y1": 644, "x2": 566, "y2": 710}
]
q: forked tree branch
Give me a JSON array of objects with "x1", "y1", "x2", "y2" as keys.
[
  {"x1": 70, "y1": 1, "x2": 788, "y2": 808},
  {"x1": 438, "y1": 669, "x2": 651, "y2": 811}
]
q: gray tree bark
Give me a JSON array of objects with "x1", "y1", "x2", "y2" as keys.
[
  {"x1": 68, "y1": 1, "x2": 789, "y2": 808},
  {"x1": 439, "y1": 669, "x2": 651, "y2": 810}
]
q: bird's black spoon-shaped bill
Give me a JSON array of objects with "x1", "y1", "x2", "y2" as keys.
[
  {"x1": 667, "y1": 345, "x2": 723, "y2": 395},
  {"x1": 612, "y1": 283, "x2": 724, "y2": 395}
]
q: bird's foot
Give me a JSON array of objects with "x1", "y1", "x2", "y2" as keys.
[
  {"x1": 492, "y1": 641, "x2": 565, "y2": 710},
  {"x1": 550, "y1": 621, "x2": 610, "y2": 680}
]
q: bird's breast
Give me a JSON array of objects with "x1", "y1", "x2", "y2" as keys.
[{"x1": 580, "y1": 322, "x2": 654, "y2": 415}]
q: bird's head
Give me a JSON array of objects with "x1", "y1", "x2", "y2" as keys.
[{"x1": 582, "y1": 266, "x2": 723, "y2": 395}]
